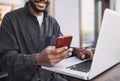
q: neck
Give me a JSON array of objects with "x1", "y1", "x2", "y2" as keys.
[{"x1": 28, "y1": 3, "x2": 43, "y2": 16}]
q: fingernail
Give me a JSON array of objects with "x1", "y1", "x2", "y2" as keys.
[
  {"x1": 68, "y1": 52, "x2": 72, "y2": 56},
  {"x1": 82, "y1": 55, "x2": 85, "y2": 59},
  {"x1": 65, "y1": 46, "x2": 68, "y2": 49},
  {"x1": 69, "y1": 48, "x2": 73, "y2": 51}
]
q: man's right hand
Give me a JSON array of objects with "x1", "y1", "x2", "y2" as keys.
[{"x1": 35, "y1": 46, "x2": 73, "y2": 67}]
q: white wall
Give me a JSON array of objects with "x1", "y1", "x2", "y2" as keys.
[{"x1": 54, "y1": 0, "x2": 80, "y2": 47}]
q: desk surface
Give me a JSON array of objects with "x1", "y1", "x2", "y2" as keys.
[
  {"x1": 66, "y1": 63, "x2": 120, "y2": 81},
  {"x1": 0, "y1": 63, "x2": 120, "y2": 81}
]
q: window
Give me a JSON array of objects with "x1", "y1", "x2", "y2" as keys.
[
  {"x1": 81, "y1": 0, "x2": 95, "y2": 48},
  {"x1": 0, "y1": 0, "x2": 25, "y2": 24}
]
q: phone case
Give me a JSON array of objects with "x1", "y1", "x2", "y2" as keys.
[{"x1": 56, "y1": 35, "x2": 73, "y2": 48}]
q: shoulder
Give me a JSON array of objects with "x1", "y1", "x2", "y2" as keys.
[
  {"x1": 3, "y1": 7, "x2": 25, "y2": 20},
  {"x1": 46, "y1": 14, "x2": 59, "y2": 24},
  {"x1": 46, "y1": 14, "x2": 56, "y2": 20}
]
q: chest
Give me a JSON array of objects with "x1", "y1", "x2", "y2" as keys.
[{"x1": 13, "y1": 17, "x2": 58, "y2": 53}]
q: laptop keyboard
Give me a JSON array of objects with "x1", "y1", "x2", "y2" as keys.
[{"x1": 66, "y1": 60, "x2": 92, "y2": 73}]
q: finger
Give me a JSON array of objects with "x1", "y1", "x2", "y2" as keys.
[
  {"x1": 68, "y1": 48, "x2": 73, "y2": 52},
  {"x1": 56, "y1": 46, "x2": 68, "y2": 54},
  {"x1": 81, "y1": 54, "x2": 85, "y2": 59},
  {"x1": 65, "y1": 48, "x2": 73, "y2": 57},
  {"x1": 91, "y1": 49, "x2": 95, "y2": 54},
  {"x1": 87, "y1": 50, "x2": 94, "y2": 59},
  {"x1": 55, "y1": 47, "x2": 73, "y2": 58},
  {"x1": 79, "y1": 52, "x2": 86, "y2": 59},
  {"x1": 55, "y1": 49, "x2": 71, "y2": 59},
  {"x1": 63, "y1": 52, "x2": 72, "y2": 59},
  {"x1": 77, "y1": 52, "x2": 85, "y2": 59},
  {"x1": 68, "y1": 52, "x2": 72, "y2": 56}
]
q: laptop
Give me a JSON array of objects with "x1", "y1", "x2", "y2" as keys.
[{"x1": 41, "y1": 9, "x2": 120, "y2": 80}]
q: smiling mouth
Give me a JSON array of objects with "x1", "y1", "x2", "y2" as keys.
[{"x1": 38, "y1": 5, "x2": 45, "y2": 8}]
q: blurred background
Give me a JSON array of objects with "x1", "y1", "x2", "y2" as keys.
[
  {"x1": 0, "y1": 0, "x2": 120, "y2": 80},
  {"x1": 0, "y1": 0, "x2": 119, "y2": 48}
]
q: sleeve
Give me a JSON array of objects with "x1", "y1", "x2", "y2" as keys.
[
  {"x1": 0, "y1": 14, "x2": 38, "y2": 81},
  {"x1": 53, "y1": 17, "x2": 63, "y2": 36}
]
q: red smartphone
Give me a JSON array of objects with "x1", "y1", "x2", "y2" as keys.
[{"x1": 55, "y1": 35, "x2": 73, "y2": 48}]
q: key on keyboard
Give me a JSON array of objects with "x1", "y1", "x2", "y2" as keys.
[{"x1": 66, "y1": 60, "x2": 92, "y2": 73}]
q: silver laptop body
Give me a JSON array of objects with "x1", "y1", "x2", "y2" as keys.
[{"x1": 42, "y1": 9, "x2": 120, "y2": 80}]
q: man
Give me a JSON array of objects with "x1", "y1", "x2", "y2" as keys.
[{"x1": 0, "y1": 0, "x2": 93, "y2": 81}]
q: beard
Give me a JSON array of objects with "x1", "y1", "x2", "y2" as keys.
[{"x1": 29, "y1": 0, "x2": 48, "y2": 12}]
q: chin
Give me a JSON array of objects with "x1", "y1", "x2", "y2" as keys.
[
  {"x1": 36, "y1": 9, "x2": 45, "y2": 12},
  {"x1": 37, "y1": 8, "x2": 45, "y2": 11}
]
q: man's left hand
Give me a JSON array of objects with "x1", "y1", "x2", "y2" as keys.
[{"x1": 72, "y1": 48, "x2": 94, "y2": 59}]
